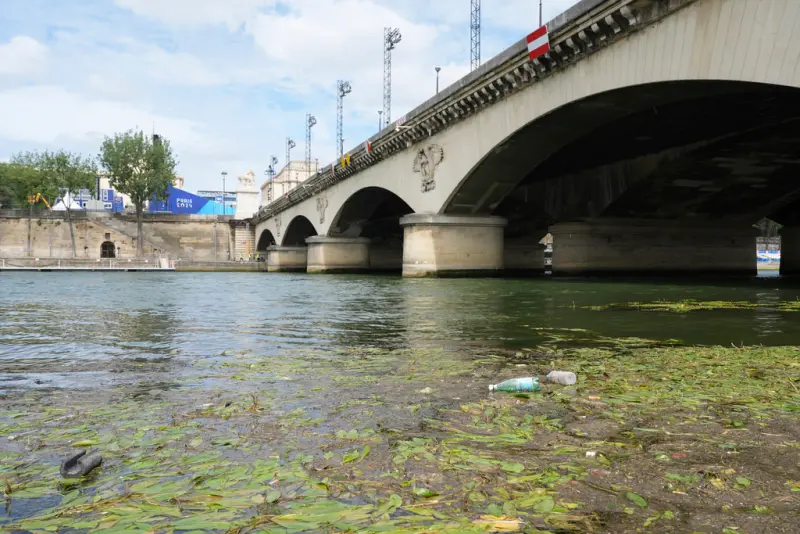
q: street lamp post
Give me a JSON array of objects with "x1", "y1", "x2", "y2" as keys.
[
  {"x1": 435, "y1": 66, "x2": 441, "y2": 94},
  {"x1": 221, "y1": 171, "x2": 227, "y2": 215}
]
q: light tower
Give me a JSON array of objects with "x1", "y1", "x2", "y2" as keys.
[
  {"x1": 336, "y1": 80, "x2": 352, "y2": 158},
  {"x1": 470, "y1": 0, "x2": 481, "y2": 71},
  {"x1": 265, "y1": 155, "x2": 278, "y2": 203},
  {"x1": 305, "y1": 113, "x2": 317, "y2": 177},
  {"x1": 285, "y1": 137, "x2": 296, "y2": 193},
  {"x1": 383, "y1": 27, "x2": 402, "y2": 127}
]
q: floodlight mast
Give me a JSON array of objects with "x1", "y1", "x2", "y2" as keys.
[
  {"x1": 336, "y1": 80, "x2": 352, "y2": 158},
  {"x1": 265, "y1": 155, "x2": 278, "y2": 202},
  {"x1": 470, "y1": 0, "x2": 481, "y2": 71},
  {"x1": 383, "y1": 27, "x2": 401, "y2": 127},
  {"x1": 286, "y1": 137, "x2": 296, "y2": 192},
  {"x1": 305, "y1": 113, "x2": 317, "y2": 178}
]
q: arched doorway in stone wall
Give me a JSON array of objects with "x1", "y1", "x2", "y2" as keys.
[{"x1": 100, "y1": 241, "x2": 116, "y2": 258}]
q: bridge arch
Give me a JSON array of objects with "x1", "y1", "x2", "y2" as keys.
[
  {"x1": 328, "y1": 187, "x2": 414, "y2": 271},
  {"x1": 445, "y1": 80, "x2": 800, "y2": 232},
  {"x1": 281, "y1": 215, "x2": 318, "y2": 247},
  {"x1": 256, "y1": 229, "x2": 276, "y2": 252},
  {"x1": 435, "y1": 0, "x2": 800, "y2": 224}
]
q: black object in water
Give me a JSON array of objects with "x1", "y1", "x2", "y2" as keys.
[{"x1": 60, "y1": 449, "x2": 103, "y2": 478}]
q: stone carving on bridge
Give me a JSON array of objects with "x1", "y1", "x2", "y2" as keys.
[
  {"x1": 316, "y1": 195, "x2": 328, "y2": 224},
  {"x1": 275, "y1": 215, "x2": 282, "y2": 238},
  {"x1": 412, "y1": 144, "x2": 444, "y2": 193}
]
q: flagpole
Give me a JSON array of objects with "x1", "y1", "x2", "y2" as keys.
[{"x1": 539, "y1": 0, "x2": 542, "y2": 26}]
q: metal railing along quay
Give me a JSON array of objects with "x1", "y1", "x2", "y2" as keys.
[{"x1": 0, "y1": 258, "x2": 175, "y2": 271}]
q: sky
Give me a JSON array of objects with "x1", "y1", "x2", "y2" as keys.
[{"x1": 0, "y1": 0, "x2": 577, "y2": 193}]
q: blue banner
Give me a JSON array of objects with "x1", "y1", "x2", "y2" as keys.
[{"x1": 149, "y1": 184, "x2": 233, "y2": 215}]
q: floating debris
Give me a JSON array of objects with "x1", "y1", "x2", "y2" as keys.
[{"x1": 59, "y1": 449, "x2": 102, "y2": 478}]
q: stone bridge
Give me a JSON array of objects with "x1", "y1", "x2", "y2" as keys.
[{"x1": 254, "y1": 0, "x2": 800, "y2": 276}]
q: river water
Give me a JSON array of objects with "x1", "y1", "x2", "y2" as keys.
[
  {"x1": 2, "y1": 272, "x2": 800, "y2": 393},
  {"x1": 2, "y1": 272, "x2": 800, "y2": 531}
]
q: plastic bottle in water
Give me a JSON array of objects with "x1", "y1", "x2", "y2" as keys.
[
  {"x1": 545, "y1": 371, "x2": 577, "y2": 385},
  {"x1": 489, "y1": 377, "x2": 541, "y2": 392}
]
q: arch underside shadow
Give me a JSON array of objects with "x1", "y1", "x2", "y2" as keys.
[
  {"x1": 282, "y1": 216, "x2": 317, "y2": 247},
  {"x1": 329, "y1": 187, "x2": 414, "y2": 271},
  {"x1": 445, "y1": 80, "x2": 800, "y2": 235},
  {"x1": 256, "y1": 230, "x2": 276, "y2": 251}
]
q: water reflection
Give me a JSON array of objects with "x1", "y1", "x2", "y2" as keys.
[{"x1": 3, "y1": 272, "x2": 800, "y2": 393}]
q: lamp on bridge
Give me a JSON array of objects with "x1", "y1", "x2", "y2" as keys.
[{"x1": 221, "y1": 171, "x2": 227, "y2": 216}]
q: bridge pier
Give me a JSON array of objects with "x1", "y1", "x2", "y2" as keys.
[
  {"x1": 504, "y1": 235, "x2": 548, "y2": 276},
  {"x1": 779, "y1": 227, "x2": 800, "y2": 275},
  {"x1": 549, "y1": 221, "x2": 757, "y2": 276},
  {"x1": 399, "y1": 214, "x2": 507, "y2": 277},
  {"x1": 306, "y1": 236, "x2": 371, "y2": 274},
  {"x1": 369, "y1": 236, "x2": 404, "y2": 272},
  {"x1": 267, "y1": 246, "x2": 307, "y2": 272}
]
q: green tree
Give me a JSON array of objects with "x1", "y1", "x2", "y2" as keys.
[
  {"x1": 27, "y1": 150, "x2": 97, "y2": 258},
  {"x1": 99, "y1": 130, "x2": 177, "y2": 257},
  {"x1": 754, "y1": 217, "x2": 782, "y2": 238},
  {"x1": 2, "y1": 156, "x2": 57, "y2": 209},
  {"x1": 5, "y1": 153, "x2": 61, "y2": 256},
  {"x1": 0, "y1": 162, "x2": 16, "y2": 208}
]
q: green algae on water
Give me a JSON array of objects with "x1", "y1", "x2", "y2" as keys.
[
  {"x1": 583, "y1": 298, "x2": 800, "y2": 313},
  {"x1": 2, "y1": 339, "x2": 799, "y2": 533}
]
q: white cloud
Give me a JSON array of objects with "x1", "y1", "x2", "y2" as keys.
[
  {"x1": 0, "y1": 84, "x2": 207, "y2": 153},
  {"x1": 246, "y1": 0, "x2": 466, "y2": 121},
  {"x1": 129, "y1": 43, "x2": 222, "y2": 86},
  {"x1": 50, "y1": 30, "x2": 259, "y2": 89},
  {"x1": 114, "y1": 0, "x2": 271, "y2": 29},
  {"x1": 0, "y1": 36, "x2": 49, "y2": 78}
]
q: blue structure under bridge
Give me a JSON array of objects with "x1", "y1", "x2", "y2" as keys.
[{"x1": 149, "y1": 184, "x2": 234, "y2": 215}]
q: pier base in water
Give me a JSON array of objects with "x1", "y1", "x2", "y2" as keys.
[
  {"x1": 399, "y1": 214, "x2": 508, "y2": 278},
  {"x1": 305, "y1": 237, "x2": 371, "y2": 274},
  {"x1": 549, "y1": 220, "x2": 757, "y2": 277},
  {"x1": 267, "y1": 246, "x2": 307, "y2": 272}
]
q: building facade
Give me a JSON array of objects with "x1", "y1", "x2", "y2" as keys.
[{"x1": 260, "y1": 160, "x2": 319, "y2": 207}]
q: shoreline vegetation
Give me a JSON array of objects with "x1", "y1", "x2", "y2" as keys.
[
  {"x1": 583, "y1": 299, "x2": 800, "y2": 313},
  {"x1": 2, "y1": 326, "x2": 798, "y2": 533}
]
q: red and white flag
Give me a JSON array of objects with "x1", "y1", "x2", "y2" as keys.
[
  {"x1": 527, "y1": 25, "x2": 550, "y2": 61},
  {"x1": 364, "y1": 140, "x2": 372, "y2": 153}
]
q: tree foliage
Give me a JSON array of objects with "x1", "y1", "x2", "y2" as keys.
[
  {"x1": 0, "y1": 163, "x2": 13, "y2": 208},
  {"x1": 98, "y1": 129, "x2": 178, "y2": 256},
  {"x1": 0, "y1": 154, "x2": 59, "y2": 209},
  {"x1": 38, "y1": 150, "x2": 98, "y2": 204},
  {"x1": 754, "y1": 217, "x2": 782, "y2": 238},
  {"x1": 13, "y1": 150, "x2": 97, "y2": 256}
]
